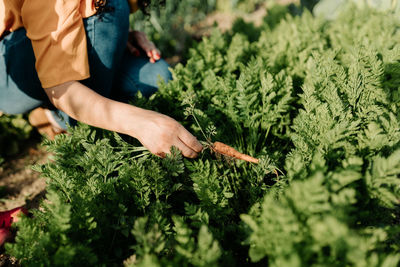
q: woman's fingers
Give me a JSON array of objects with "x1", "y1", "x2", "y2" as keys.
[
  {"x1": 151, "y1": 49, "x2": 161, "y2": 60},
  {"x1": 128, "y1": 31, "x2": 162, "y2": 62},
  {"x1": 147, "y1": 48, "x2": 161, "y2": 63},
  {"x1": 135, "y1": 32, "x2": 152, "y2": 50},
  {"x1": 132, "y1": 109, "x2": 202, "y2": 159},
  {"x1": 154, "y1": 50, "x2": 161, "y2": 60},
  {"x1": 156, "y1": 129, "x2": 201, "y2": 159},
  {"x1": 153, "y1": 139, "x2": 197, "y2": 159},
  {"x1": 133, "y1": 31, "x2": 161, "y2": 62},
  {"x1": 155, "y1": 152, "x2": 166, "y2": 158},
  {"x1": 174, "y1": 138, "x2": 198, "y2": 159},
  {"x1": 178, "y1": 127, "x2": 203, "y2": 153}
]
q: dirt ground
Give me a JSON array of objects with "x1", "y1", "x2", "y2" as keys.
[
  {"x1": 193, "y1": 0, "x2": 298, "y2": 37},
  {"x1": 0, "y1": 138, "x2": 48, "y2": 212}
]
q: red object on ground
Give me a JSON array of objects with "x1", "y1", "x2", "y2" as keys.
[
  {"x1": 0, "y1": 228, "x2": 12, "y2": 245},
  {"x1": 0, "y1": 206, "x2": 28, "y2": 246}
]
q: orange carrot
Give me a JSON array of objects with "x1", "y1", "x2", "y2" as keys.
[{"x1": 212, "y1": 141, "x2": 259, "y2": 164}]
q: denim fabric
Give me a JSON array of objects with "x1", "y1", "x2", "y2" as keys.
[
  {"x1": 0, "y1": 28, "x2": 49, "y2": 114},
  {"x1": 0, "y1": 0, "x2": 172, "y2": 130}
]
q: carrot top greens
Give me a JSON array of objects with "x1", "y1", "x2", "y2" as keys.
[{"x1": 7, "y1": 3, "x2": 400, "y2": 266}]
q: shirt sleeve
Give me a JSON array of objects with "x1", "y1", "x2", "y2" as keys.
[{"x1": 21, "y1": 0, "x2": 90, "y2": 88}]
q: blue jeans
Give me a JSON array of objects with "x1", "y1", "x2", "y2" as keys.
[{"x1": 0, "y1": 0, "x2": 171, "y2": 129}]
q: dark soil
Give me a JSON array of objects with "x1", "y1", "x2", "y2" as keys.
[{"x1": 0, "y1": 137, "x2": 48, "y2": 212}]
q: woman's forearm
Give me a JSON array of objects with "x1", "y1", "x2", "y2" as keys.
[
  {"x1": 44, "y1": 81, "x2": 139, "y2": 136},
  {"x1": 44, "y1": 81, "x2": 203, "y2": 158}
]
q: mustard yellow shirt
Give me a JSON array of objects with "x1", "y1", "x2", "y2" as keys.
[{"x1": 0, "y1": 0, "x2": 138, "y2": 88}]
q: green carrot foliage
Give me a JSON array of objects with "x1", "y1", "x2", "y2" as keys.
[{"x1": 7, "y1": 2, "x2": 400, "y2": 266}]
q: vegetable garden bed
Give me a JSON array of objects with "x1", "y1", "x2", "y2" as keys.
[{"x1": 6, "y1": 3, "x2": 400, "y2": 266}]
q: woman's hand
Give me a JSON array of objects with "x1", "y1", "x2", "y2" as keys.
[
  {"x1": 127, "y1": 30, "x2": 161, "y2": 63},
  {"x1": 129, "y1": 108, "x2": 203, "y2": 158}
]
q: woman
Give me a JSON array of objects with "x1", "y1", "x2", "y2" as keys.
[{"x1": 0, "y1": 0, "x2": 203, "y2": 243}]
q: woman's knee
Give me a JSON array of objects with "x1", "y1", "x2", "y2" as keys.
[
  {"x1": 115, "y1": 55, "x2": 172, "y2": 99},
  {"x1": 0, "y1": 106, "x2": 23, "y2": 115},
  {"x1": 138, "y1": 58, "x2": 172, "y2": 89},
  {"x1": 0, "y1": 100, "x2": 40, "y2": 115}
]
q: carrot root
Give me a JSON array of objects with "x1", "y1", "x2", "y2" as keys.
[{"x1": 212, "y1": 142, "x2": 259, "y2": 164}]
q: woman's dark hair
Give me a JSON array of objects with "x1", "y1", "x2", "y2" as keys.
[
  {"x1": 94, "y1": 0, "x2": 114, "y2": 15},
  {"x1": 138, "y1": 0, "x2": 151, "y2": 14}
]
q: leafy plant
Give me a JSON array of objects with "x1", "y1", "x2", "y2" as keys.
[
  {"x1": 130, "y1": 0, "x2": 217, "y2": 58},
  {"x1": 0, "y1": 114, "x2": 33, "y2": 164},
  {"x1": 6, "y1": 2, "x2": 400, "y2": 266}
]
